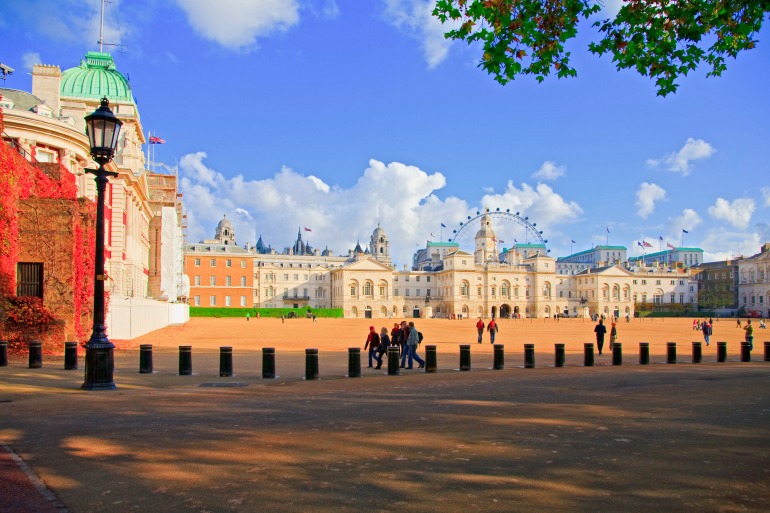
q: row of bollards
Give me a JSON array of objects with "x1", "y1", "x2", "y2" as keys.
[{"x1": 4, "y1": 340, "x2": 770, "y2": 374}]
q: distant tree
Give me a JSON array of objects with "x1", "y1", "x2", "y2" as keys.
[
  {"x1": 698, "y1": 289, "x2": 734, "y2": 310},
  {"x1": 432, "y1": 0, "x2": 769, "y2": 96}
]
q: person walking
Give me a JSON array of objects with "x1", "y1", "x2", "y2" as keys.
[
  {"x1": 476, "y1": 318, "x2": 485, "y2": 344},
  {"x1": 609, "y1": 321, "x2": 617, "y2": 349},
  {"x1": 246, "y1": 312, "x2": 250, "y2": 322},
  {"x1": 376, "y1": 327, "x2": 390, "y2": 369},
  {"x1": 702, "y1": 319, "x2": 712, "y2": 346},
  {"x1": 399, "y1": 321, "x2": 410, "y2": 368},
  {"x1": 736, "y1": 317, "x2": 742, "y2": 328},
  {"x1": 404, "y1": 321, "x2": 425, "y2": 369},
  {"x1": 743, "y1": 319, "x2": 754, "y2": 351},
  {"x1": 487, "y1": 318, "x2": 498, "y2": 344},
  {"x1": 594, "y1": 318, "x2": 607, "y2": 355},
  {"x1": 364, "y1": 326, "x2": 382, "y2": 368}
]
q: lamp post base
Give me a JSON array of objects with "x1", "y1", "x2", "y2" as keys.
[{"x1": 82, "y1": 339, "x2": 116, "y2": 391}]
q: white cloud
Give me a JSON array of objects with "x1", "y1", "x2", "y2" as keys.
[
  {"x1": 708, "y1": 197, "x2": 756, "y2": 230},
  {"x1": 646, "y1": 138, "x2": 715, "y2": 176},
  {"x1": 761, "y1": 187, "x2": 770, "y2": 208},
  {"x1": 669, "y1": 208, "x2": 702, "y2": 236},
  {"x1": 180, "y1": 155, "x2": 474, "y2": 266},
  {"x1": 175, "y1": 0, "x2": 300, "y2": 49},
  {"x1": 479, "y1": 181, "x2": 584, "y2": 228},
  {"x1": 322, "y1": 0, "x2": 340, "y2": 19},
  {"x1": 701, "y1": 228, "x2": 765, "y2": 261},
  {"x1": 21, "y1": 52, "x2": 41, "y2": 70},
  {"x1": 383, "y1": 0, "x2": 455, "y2": 68},
  {"x1": 532, "y1": 161, "x2": 565, "y2": 181},
  {"x1": 635, "y1": 182, "x2": 666, "y2": 219}
]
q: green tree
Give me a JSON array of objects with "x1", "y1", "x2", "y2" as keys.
[{"x1": 432, "y1": 0, "x2": 769, "y2": 96}]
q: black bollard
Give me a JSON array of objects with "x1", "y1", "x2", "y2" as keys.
[
  {"x1": 554, "y1": 343, "x2": 565, "y2": 368},
  {"x1": 765, "y1": 341, "x2": 770, "y2": 362},
  {"x1": 740, "y1": 342, "x2": 751, "y2": 362},
  {"x1": 717, "y1": 341, "x2": 727, "y2": 362},
  {"x1": 584, "y1": 343, "x2": 594, "y2": 367},
  {"x1": 262, "y1": 347, "x2": 276, "y2": 379},
  {"x1": 425, "y1": 345, "x2": 437, "y2": 373},
  {"x1": 348, "y1": 347, "x2": 361, "y2": 378},
  {"x1": 493, "y1": 344, "x2": 505, "y2": 370},
  {"x1": 459, "y1": 344, "x2": 471, "y2": 371},
  {"x1": 692, "y1": 341, "x2": 702, "y2": 364},
  {"x1": 524, "y1": 344, "x2": 535, "y2": 368},
  {"x1": 639, "y1": 342, "x2": 650, "y2": 365},
  {"x1": 0, "y1": 340, "x2": 7, "y2": 367},
  {"x1": 28, "y1": 341, "x2": 42, "y2": 369},
  {"x1": 612, "y1": 342, "x2": 622, "y2": 366},
  {"x1": 666, "y1": 342, "x2": 676, "y2": 364},
  {"x1": 179, "y1": 345, "x2": 192, "y2": 375},
  {"x1": 219, "y1": 346, "x2": 233, "y2": 377},
  {"x1": 139, "y1": 344, "x2": 153, "y2": 374},
  {"x1": 305, "y1": 348, "x2": 319, "y2": 380},
  {"x1": 64, "y1": 342, "x2": 78, "y2": 370},
  {"x1": 387, "y1": 346, "x2": 400, "y2": 376}
]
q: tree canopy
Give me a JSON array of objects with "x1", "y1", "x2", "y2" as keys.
[{"x1": 432, "y1": 0, "x2": 769, "y2": 96}]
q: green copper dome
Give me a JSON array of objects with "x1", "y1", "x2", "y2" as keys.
[{"x1": 60, "y1": 52, "x2": 135, "y2": 104}]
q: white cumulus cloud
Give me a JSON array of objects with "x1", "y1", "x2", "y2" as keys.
[
  {"x1": 635, "y1": 182, "x2": 666, "y2": 219},
  {"x1": 669, "y1": 208, "x2": 702, "y2": 236},
  {"x1": 479, "y1": 181, "x2": 584, "y2": 228},
  {"x1": 383, "y1": 0, "x2": 456, "y2": 68},
  {"x1": 708, "y1": 197, "x2": 756, "y2": 230},
  {"x1": 22, "y1": 52, "x2": 42, "y2": 70},
  {"x1": 532, "y1": 161, "x2": 565, "y2": 181},
  {"x1": 647, "y1": 138, "x2": 715, "y2": 176},
  {"x1": 175, "y1": 0, "x2": 300, "y2": 49},
  {"x1": 761, "y1": 187, "x2": 770, "y2": 208}
]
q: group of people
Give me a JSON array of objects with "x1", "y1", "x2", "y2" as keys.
[
  {"x1": 363, "y1": 321, "x2": 425, "y2": 370},
  {"x1": 475, "y1": 318, "x2": 499, "y2": 344}
]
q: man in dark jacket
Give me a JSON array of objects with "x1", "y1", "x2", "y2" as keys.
[
  {"x1": 594, "y1": 319, "x2": 607, "y2": 355},
  {"x1": 364, "y1": 326, "x2": 381, "y2": 368}
]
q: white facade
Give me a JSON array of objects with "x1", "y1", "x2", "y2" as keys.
[{"x1": 737, "y1": 244, "x2": 770, "y2": 317}]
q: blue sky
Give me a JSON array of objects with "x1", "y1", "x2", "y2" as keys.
[{"x1": 3, "y1": 0, "x2": 769, "y2": 267}]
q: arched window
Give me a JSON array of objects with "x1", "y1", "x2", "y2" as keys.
[
  {"x1": 363, "y1": 281, "x2": 373, "y2": 296},
  {"x1": 460, "y1": 281, "x2": 470, "y2": 297}
]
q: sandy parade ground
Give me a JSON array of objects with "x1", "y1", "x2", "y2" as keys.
[{"x1": 1, "y1": 316, "x2": 769, "y2": 513}]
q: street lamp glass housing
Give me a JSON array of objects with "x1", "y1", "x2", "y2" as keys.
[{"x1": 85, "y1": 97, "x2": 123, "y2": 164}]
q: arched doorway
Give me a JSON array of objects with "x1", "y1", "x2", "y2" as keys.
[
  {"x1": 365, "y1": 306, "x2": 372, "y2": 319},
  {"x1": 412, "y1": 306, "x2": 421, "y2": 318},
  {"x1": 513, "y1": 305, "x2": 520, "y2": 318},
  {"x1": 500, "y1": 304, "x2": 511, "y2": 318},
  {"x1": 491, "y1": 306, "x2": 497, "y2": 318}
]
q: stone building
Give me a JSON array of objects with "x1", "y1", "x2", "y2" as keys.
[{"x1": 737, "y1": 243, "x2": 770, "y2": 317}]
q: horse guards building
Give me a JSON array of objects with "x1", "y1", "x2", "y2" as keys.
[{"x1": 185, "y1": 213, "x2": 770, "y2": 320}]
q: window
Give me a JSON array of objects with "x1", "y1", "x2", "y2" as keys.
[
  {"x1": 226, "y1": 276, "x2": 232, "y2": 286},
  {"x1": 16, "y1": 263, "x2": 43, "y2": 298},
  {"x1": 633, "y1": 279, "x2": 637, "y2": 284},
  {"x1": 194, "y1": 258, "x2": 201, "y2": 267},
  {"x1": 241, "y1": 260, "x2": 247, "y2": 268},
  {"x1": 225, "y1": 296, "x2": 232, "y2": 306},
  {"x1": 194, "y1": 295, "x2": 200, "y2": 306},
  {"x1": 350, "y1": 285, "x2": 356, "y2": 297},
  {"x1": 240, "y1": 276, "x2": 247, "y2": 287},
  {"x1": 655, "y1": 280, "x2": 661, "y2": 285},
  {"x1": 416, "y1": 276, "x2": 420, "y2": 282},
  {"x1": 405, "y1": 289, "x2": 410, "y2": 296},
  {"x1": 363, "y1": 282, "x2": 372, "y2": 296},
  {"x1": 394, "y1": 288, "x2": 399, "y2": 296},
  {"x1": 210, "y1": 296, "x2": 216, "y2": 306},
  {"x1": 226, "y1": 259, "x2": 232, "y2": 267},
  {"x1": 284, "y1": 274, "x2": 289, "y2": 280},
  {"x1": 426, "y1": 276, "x2": 431, "y2": 282},
  {"x1": 294, "y1": 274, "x2": 299, "y2": 280},
  {"x1": 240, "y1": 296, "x2": 246, "y2": 307},
  {"x1": 210, "y1": 259, "x2": 216, "y2": 267},
  {"x1": 210, "y1": 276, "x2": 216, "y2": 286},
  {"x1": 670, "y1": 280, "x2": 675, "y2": 285},
  {"x1": 379, "y1": 285, "x2": 386, "y2": 297},
  {"x1": 194, "y1": 276, "x2": 200, "y2": 286},
  {"x1": 670, "y1": 294, "x2": 676, "y2": 303}
]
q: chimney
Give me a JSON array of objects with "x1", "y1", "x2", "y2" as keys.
[{"x1": 31, "y1": 64, "x2": 62, "y2": 116}]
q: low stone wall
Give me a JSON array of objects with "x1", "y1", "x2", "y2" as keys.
[{"x1": 106, "y1": 297, "x2": 189, "y2": 340}]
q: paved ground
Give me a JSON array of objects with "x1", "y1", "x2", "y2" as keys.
[{"x1": 1, "y1": 318, "x2": 768, "y2": 513}]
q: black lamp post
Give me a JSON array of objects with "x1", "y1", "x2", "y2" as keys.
[{"x1": 82, "y1": 97, "x2": 122, "y2": 391}]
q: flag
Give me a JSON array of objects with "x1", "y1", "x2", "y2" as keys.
[
  {"x1": 637, "y1": 241, "x2": 643, "y2": 247},
  {"x1": 642, "y1": 241, "x2": 653, "y2": 248},
  {"x1": 498, "y1": 239, "x2": 505, "y2": 244},
  {"x1": 149, "y1": 135, "x2": 165, "y2": 144},
  {"x1": 514, "y1": 238, "x2": 518, "y2": 243},
  {"x1": 571, "y1": 239, "x2": 576, "y2": 244},
  {"x1": 682, "y1": 229, "x2": 689, "y2": 233},
  {"x1": 304, "y1": 227, "x2": 312, "y2": 232},
  {"x1": 430, "y1": 233, "x2": 435, "y2": 238},
  {"x1": 659, "y1": 235, "x2": 663, "y2": 241},
  {"x1": 440, "y1": 223, "x2": 446, "y2": 228},
  {"x1": 667, "y1": 242, "x2": 676, "y2": 249},
  {"x1": 606, "y1": 227, "x2": 610, "y2": 233}
]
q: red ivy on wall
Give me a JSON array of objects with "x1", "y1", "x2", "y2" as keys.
[{"x1": 1, "y1": 99, "x2": 97, "y2": 346}]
